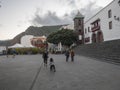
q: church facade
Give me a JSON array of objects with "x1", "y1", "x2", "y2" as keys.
[{"x1": 74, "y1": 0, "x2": 120, "y2": 44}]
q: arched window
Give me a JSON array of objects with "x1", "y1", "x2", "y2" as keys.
[
  {"x1": 92, "y1": 33, "x2": 97, "y2": 43},
  {"x1": 97, "y1": 31, "x2": 104, "y2": 43}
]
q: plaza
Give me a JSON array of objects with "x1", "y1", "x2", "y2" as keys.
[{"x1": 0, "y1": 54, "x2": 120, "y2": 90}]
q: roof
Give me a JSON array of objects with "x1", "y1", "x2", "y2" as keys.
[
  {"x1": 9, "y1": 43, "x2": 24, "y2": 48},
  {"x1": 74, "y1": 11, "x2": 84, "y2": 19}
]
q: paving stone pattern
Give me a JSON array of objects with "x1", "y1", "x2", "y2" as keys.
[{"x1": 0, "y1": 55, "x2": 120, "y2": 90}]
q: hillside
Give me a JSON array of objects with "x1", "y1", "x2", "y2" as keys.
[{"x1": 0, "y1": 25, "x2": 62, "y2": 46}]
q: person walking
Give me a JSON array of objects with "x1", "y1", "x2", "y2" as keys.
[
  {"x1": 6, "y1": 47, "x2": 9, "y2": 58},
  {"x1": 42, "y1": 51, "x2": 49, "y2": 67},
  {"x1": 12, "y1": 48, "x2": 16, "y2": 58},
  {"x1": 65, "y1": 50, "x2": 70, "y2": 62},
  {"x1": 70, "y1": 50, "x2": 75, "y2": 62}
]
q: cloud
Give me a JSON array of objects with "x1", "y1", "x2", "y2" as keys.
[
  {"x1": 80, "y1": 1, "x2": 102, "y2": 21},
  {"x1": 30, "y1": 0, "x2": 102, "y2": 26},
  {"x1": 30, "y1": 9, "x2": 72, "y2": 26},
  {"x1": 0, "y1": 24, "x2": 3, "y2": 27},
  {"x1": 65, "y1": 0, "x2": 76, "y2": 7},
  {"x1": 68, "y1": 1, "x2": 103, "y2": 21}
]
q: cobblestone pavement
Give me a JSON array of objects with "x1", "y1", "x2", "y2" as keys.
[{"x1": 0, "y1": 54, "x2": 120, "y2": 90}]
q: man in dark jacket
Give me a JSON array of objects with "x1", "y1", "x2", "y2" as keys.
[
  {"x1": 42, "y1": 51, "x2": 49, "y2": 67},
  {"x1": 65, "y1": 50, "x2": 70, "y2": 62}
]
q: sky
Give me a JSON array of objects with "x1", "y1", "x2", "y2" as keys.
[{"x1": 0, "y1": 0, "x2": 113, "y2": 40}]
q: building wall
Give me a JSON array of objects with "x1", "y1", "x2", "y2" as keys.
[
  {"x1": 0, "y1": 46, "x2": 6, "y2": 52},
  {"x1": 20, "y1": 35, "x2": 34, "y2": 47},
  {"x1": 84, "y1": 0, "x2": 120, "y2": 44}
]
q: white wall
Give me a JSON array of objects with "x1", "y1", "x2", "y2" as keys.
[
  {"x1": 0, "y1": 46, "x2": 6, "y2": 52},
  {"x1": 84, "y1": 0, "x2": 120, "y2": 44},
  {"x1": 20, "y1": 35, "x2": 34, "y2": 47}
]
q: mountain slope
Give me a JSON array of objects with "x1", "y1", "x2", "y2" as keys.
[{"x1": 0, "y1": 25, "x2": 63, "y2": 46}]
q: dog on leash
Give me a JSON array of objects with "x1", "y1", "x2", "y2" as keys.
[{"x1": 49, "y1": 58, "x2": 56, "y2": 72}]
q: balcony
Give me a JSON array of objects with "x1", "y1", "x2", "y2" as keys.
[{"x1": 91, "y1": 26, "x2": 100, "y2": 32}]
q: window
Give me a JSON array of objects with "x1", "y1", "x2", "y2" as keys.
[
  {"x1": 79, "y1": 29, "x2": 81, "y2": 33},
  {"x1": 109, "y1": 21, "x2": 112, "y2": 29},
  {"x1": 85, "y1": 28, "x2": 87, "y2": 34},
  {"x1": 85, "y1": 37, "x2": 90, "y2": 42},
  {"x1": 108, "y1": 10, "x2": 112, "y2": 18},
  {"x1": 88, "y1": 27, "x2": 90, "y2": 32},
  {"x1": 78, "y1": 20, "x2": 81, "y2": 25}
]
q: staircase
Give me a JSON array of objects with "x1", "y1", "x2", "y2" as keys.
[{"x1": 75, "y1": 39, "x2": 120, "y2": 64}]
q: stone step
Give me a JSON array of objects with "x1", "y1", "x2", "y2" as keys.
[{"x1": 75, "y1": 39, "x2": 120, "y2": 64}]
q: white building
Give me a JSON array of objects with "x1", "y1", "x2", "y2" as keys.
[
  {"x1": 60, "y1": 24, "x2": 74, "y2": 30},
  {"x1": 0, "y1": 46, "x2": 6, "y2": 54},
  {"x1": 20, "y1": 35, "x2": 34, "y2": 47},
  {"x1": 84, "y1": 0, "x2": 120, "y2": 44},
  {"x1": 64, "y1": 0, "x2": 120, "y2": 44}
]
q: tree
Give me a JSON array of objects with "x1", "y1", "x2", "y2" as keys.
[{"x1": 47, "y1": 29, "x2": 78, "y2": 46}]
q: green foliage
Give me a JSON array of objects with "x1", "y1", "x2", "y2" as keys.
[{"x1": 47, "y1": 29, "x2": 78, "y2": 46}]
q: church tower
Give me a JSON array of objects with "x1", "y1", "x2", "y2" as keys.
[{"x1": 73, "y1": 11, "x2": 84, "y2": 44}]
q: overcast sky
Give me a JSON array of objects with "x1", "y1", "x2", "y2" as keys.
[{"x1": 0, "y1": 0, "x2": 113, "y2": 40}]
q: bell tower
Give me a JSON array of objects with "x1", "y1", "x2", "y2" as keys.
[{"x1": 73, "y1": 11, "x2": 84, "y2": 44}]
